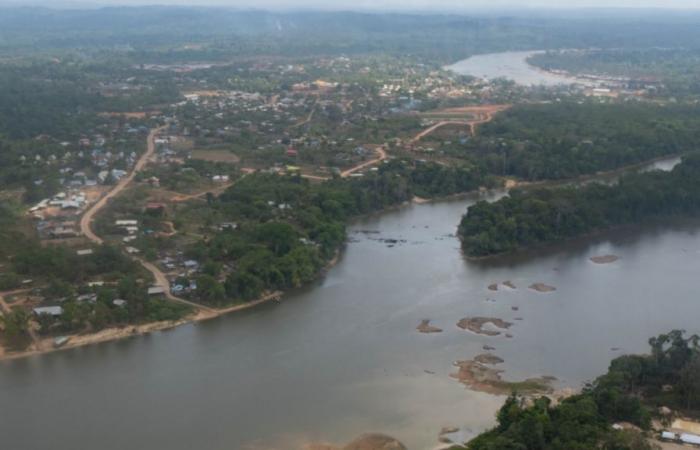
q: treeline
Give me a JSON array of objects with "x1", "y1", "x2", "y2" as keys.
[
  {"x1": 459, "y1": 152, "x2": 700, "y2": 257},
  {"x1": 461, "y1": 330, "x2": 700, "y2": 450},
  {"x1": 0, "y1": 61, "x2": 179, "y2": 139},
  {"x1": 181, "y1": 160, "x2": 489, "y2": 304},
  {"x1": 530, "y1": 49, "x2": 700, "y2": 97},
  {"x1": 462, "y1": 103, "x2": 700, "y2": 181},
  {"x1": 5, "y1": 7, "x2": 700, "y2": 63}
]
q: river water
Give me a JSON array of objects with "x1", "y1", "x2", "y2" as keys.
[
  {"x1": 446, "y1": 50, "x2": 584, "y2": 86},
  {"x1": 2, "y1": 158, "x2": 698, "y2": 450}
]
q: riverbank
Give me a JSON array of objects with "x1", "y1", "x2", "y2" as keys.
[
  {"x1": 7, "y1": 175, "x2": 700, "y2": 450},
  {"x1": 0, "y1": 290, "x2": 283, "y2": 361},
  {"x1": 462, "y1": 154, "x2": 684, "y2": 260},
  {"x1": 2, "y1": 153, "x2": 682, "y2": 361}
]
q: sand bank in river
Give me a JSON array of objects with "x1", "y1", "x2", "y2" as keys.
[
  {"x1": 529, "y1": 282, "x2": 556, "y2": 292},
  {"x1": 416, "y1": 319, "x2": 443, "y2": 333},
  {"x1": 590, "y1": 254, "x2": 620, "y2": 264},
  {"x1": 306, "y1": 434, "x2": 407, "y2": 450},
  {"x1": 488, "y1": 280, "x2": 517, "y2": 291},
  {"x1": 451, "y1": 358, "x2": 554, "y2": 395},
  {"x1": 457, "y1": 317, "x2": 512, "y2": 336},
  {"x1": 474, "y1": 353, "x2": 504, "y2": 364}
]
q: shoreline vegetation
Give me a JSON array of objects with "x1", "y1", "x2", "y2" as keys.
[
  {"x1": 0, "y1": 153, "x2": 687, "y2": 362},
  {"x1": 459, "y1": 152, "x2": 700, "y2": 258},
  {"x1": 0, "y1": 290, "x2": 283, "y2": 361},
  {"x1": 448, "y1": 330, "x2": 700, "y2": 450}
]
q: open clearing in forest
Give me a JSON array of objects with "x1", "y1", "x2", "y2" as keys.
[
  {"x1": 191, "y1": 149, "x2": 241, "y2": 164},
  {"x1": 412, "y1": 104, "x2": 511, "y2": 142}
]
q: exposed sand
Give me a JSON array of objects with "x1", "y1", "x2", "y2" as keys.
[
  {"x1": 489, "y1": 280, "x2": 516, "y2": 291},
  {"x1": 671, "y1": 418, "x2": 700, "y2": 435},
  {"x1": 191, "y1": 149, "x2": 241, "y2": 164},
  {"x1": 412, "y1": 196, "x2": 430, "y2": 204},
  {"x1": 529, "y1": 282, "x2": 556, "y2": 292},
  {"x1": 451, "y1": 359, "x2": 553, "y2": 395},
  {"x1": 0, "y1": 291, "x2": 283, "y2": 361},
  {"x1": 416, "y1": 319, "x2": 443, "y2": 333},
  {"x1": 502, "y1": 280, "x2": 517, "y2": 289},
  {"x1": 457, "y1": 317, "x2": 512, "y2": 336},
  {"x1": 307, "y1": 433, "x2": 407, "y2": 450},
  {"x1": 590, "y1": 254, "x2": 620, "y2": 264}
]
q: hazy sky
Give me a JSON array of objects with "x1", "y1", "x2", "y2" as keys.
[{"x1": 5, "y1": 0, "x2": 700, "y2": 10}]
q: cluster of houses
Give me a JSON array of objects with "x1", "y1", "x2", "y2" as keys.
[{"x1": 157, "y1": 255, "x2": 201, "y2": 295}]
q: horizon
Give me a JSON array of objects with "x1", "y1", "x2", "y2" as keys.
[{"x1": 2, "y1": 0, "x2": 700, "y2": 12}]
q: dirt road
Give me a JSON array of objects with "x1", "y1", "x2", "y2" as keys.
[
  {"x1": 412, "y1": 104, "x2": 510, "y2": 143},
  {"x1": 171, "y1": 167, "x2": 255, "y2": 202},
  {"x1": 80, "y1": 126, "x2": 166, "y2": 244},
  {"x1": 135, "y1": 258, "x2": 215, "y2": 313},
  {"x1": 78, "y1": 126, "x2": 213, "y2": 313},
  {"x1": 0, "y1": 289, "x2": 42, "y2": 350},
  {"x1": 340, "y1": 145, "x2": 387, "y2": 178},
  {"x1": 290, "y1": 98, "x2": 318, "y2": 128}
]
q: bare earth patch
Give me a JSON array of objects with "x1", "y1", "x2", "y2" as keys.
[
  {"x1": 457, "y1": 317, "x2": 512, "y2": 336},
  {"x1": 529, "y1": 282, "x2": 556, "y2": 292},
  {"x1": 590, "y1": 254, "x2": 620, "y2": 264},
  {"x1": 191, "y1": 149, "x2": 241, "y2": 163},
  {"x1": 416, "y1": 319, "x2": 443, "y2": 333}
]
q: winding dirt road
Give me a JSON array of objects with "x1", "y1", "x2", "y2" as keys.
[
  {"x1": 80, "y1": 126, "x2": 166, "y2": 244},
  {"x1": 340, "y1": 145, "x2": 388, "y2": 177},
  {"x1": 79, "y1": 126, "x2": 213, "y2": 313},
  {"x1": 412, "y1": 104, "x2": 510, "y2": 144}
]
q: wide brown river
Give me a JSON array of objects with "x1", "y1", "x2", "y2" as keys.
[{"x1": 2, "y1": 157, "x2": 698, "y2": 450}]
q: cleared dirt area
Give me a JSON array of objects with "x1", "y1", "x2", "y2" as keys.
[
  {"x1": 191, "y1": 149, "x2": 241, "y2": 164},
  {"x1": 98, "y1": 111, "x2": 160, "y2": 119},
  {"x1": 182, "y1": 90, "x2": 227, "y2": 97},
  {"x1": 412, "y1": 104, "x2": 511, "y2": 143}
]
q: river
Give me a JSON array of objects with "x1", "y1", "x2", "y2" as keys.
[
  {"x1": 2, "y1": 159, "x2": 698, "y2": 450},
  {"x1": 446, "y1": 50, "x2": 586, "y2": 86}
]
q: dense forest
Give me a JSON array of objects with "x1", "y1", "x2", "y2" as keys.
[
  {"x1": 462, "y1": 103, "x2": 700, "y2": 181},
  {"x1": 3, "y1": 8, "x2": 700, "y2": 63},
  {"x1": 179, "y1": 160, "x2": 489, "y2": 304},
  {"x1": 459, "y1": 152, "x2": 700, "y2": 257},
  {"x1": 458, "y1": 330, "x2": 700, "y2": 450},
  {"x1": 0, "y1": 62, "x2": 179, "y2": 139}
]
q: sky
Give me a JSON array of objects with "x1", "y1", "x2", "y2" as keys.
[{"x1": 3, "y1": 0, "x2": 700, "y2": 10}]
